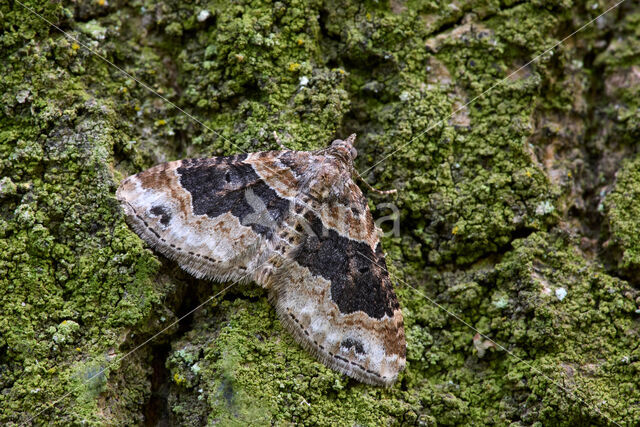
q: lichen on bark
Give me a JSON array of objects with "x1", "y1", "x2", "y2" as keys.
[{"x1": 1, "y1": 0, "x2": 639, "y2": 425}]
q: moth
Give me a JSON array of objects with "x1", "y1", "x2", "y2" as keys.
[{"x1": 116, "y1": 134, "x2": 406, "y2": 386}]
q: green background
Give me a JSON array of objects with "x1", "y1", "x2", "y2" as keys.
[{"x1": 1, "y1": 0, "x2": 639, "y2": 424}]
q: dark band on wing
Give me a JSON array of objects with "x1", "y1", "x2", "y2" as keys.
[
  {"x1": 177, "y1": 156, "x2": 291, "y2": 239},
  {"x1": 294, "y1": 211, "x2": 398, "y2": 319}
]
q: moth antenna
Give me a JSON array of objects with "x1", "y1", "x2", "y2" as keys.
[
  {"x1": 353, "y1": 167, "x2": 397, "y2": 196},
  {"x1": 273, "y1": 131, "x2": 287, "y2": 150},
  {"x1": 345, "y1": 133, "x2": 357, "y2": 147}
]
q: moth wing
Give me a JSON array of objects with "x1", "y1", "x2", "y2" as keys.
[
  {"x1": 116, "y1": 154, "x2": 292, "y2": 282},
  {"x1": 266, "y1": 164, "x2": 406, "y2": 386},
  {"x1": 117, "y1": 149, "x2": 406, "y2": 385}
]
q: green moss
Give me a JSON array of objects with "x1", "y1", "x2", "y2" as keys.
[
  {"x1": 161, "y1": 233, "x2": 639, "y2": 424},
  {"x1": 0, "y1": 5, "x2": 164, "y2": 421},
  {"x1": 604, "y1": 154, "x2": 640, "y2": 269},
  {"x1": 167, "y1": 296, "x2": 411, "y2": 425},
  {"x1": 2, "y1": 0, "x2": 640, "y2": 424}
]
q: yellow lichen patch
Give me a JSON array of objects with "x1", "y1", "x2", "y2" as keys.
[
  {"x1": 173, "y1": 373, "x2": 186, "y2": 385},
  {"x1": 71, "y1": 42, "x2": 80, "y2": 50},
  {"x1": 156, "y1": 119, "x2": 167, "y2": 126},
  {"x1": 288, "y1": 62, "x2": 301, "y2": 72},
  {"x1": 297, "y1": 39, "x2": 304, "y2": 46}
]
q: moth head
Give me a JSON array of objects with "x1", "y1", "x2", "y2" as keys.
[{"x1": 331, "y1": 133, "x2": 358, "y2": 161}]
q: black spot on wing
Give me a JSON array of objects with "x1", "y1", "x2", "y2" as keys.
[
  {"x1": 294, "y1": 212, "x2": 397, "y2": 319},
  {"x1": 176, "y1": 156, "x2": 290, "y2": 238},
  {"x1": 341, "y1": 338, "x2": 366, "y2": 355},
  {"x1": 149, "y1": 205, "x2": 172, "y2": 226}
]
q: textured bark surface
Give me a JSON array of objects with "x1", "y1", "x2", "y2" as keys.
[{"x1": 1, "y1": 0, "x2": 639, "y2": 424}]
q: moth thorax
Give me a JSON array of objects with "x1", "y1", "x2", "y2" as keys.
[{"x1": 330, "y1": 134, "x2": 358, "y2": 162}]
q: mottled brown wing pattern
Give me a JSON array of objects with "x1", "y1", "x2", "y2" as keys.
[
  {"x1": 251, "y1": 150, "x2": 405, "y2": 385},
  {"x1": 116, "y1": 154, "x2": 290, "y2": 282},
  {"x1": 117, "y1": 136, "x2": 405, "y2": 386}
]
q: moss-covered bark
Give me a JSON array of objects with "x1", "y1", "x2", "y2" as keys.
[{"x1": 1, "y1": 0, "x2": 639, "y2": 425}]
